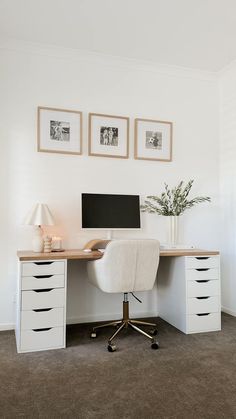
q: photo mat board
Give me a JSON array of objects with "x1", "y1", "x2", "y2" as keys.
[
  {"x1": 134, "y1": 118, "x2": 172, "y2": 161},
  {"x1": 37, "y1": 107, "x2": 82, "y2": 155},
  {"x1": 89, "y1": 113, "x2": 129, "y2": 158}
]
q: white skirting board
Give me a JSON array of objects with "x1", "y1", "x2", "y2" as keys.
[
  {"x1": 3, "y1": 309, "x2": 234, "y2": 331},
  {"x1": 0, "y1": 323, "x2": 15, "y2": 331},
  {"x1": 221, "y1": 306, "x2": 236, "y2": 317},
  {"x1": 0, "y1": 311, "x2": 158, "y2": 331},
  {"x1": 67, "y1": 310, "x2": 158, "y2": 325}
]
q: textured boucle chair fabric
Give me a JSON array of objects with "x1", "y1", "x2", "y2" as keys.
[{"x1": 87, "y1": 239, "x2": 160, "y2": 293}]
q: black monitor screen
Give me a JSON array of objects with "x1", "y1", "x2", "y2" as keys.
[{"x1": 82, "y1": 193, "x2": 141, "y2": 229}]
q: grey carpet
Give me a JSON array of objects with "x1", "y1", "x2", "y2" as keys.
[{"x1": 1, "y1": 313, "x2": 236, "y2": 419}]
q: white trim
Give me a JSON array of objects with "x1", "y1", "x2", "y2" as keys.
[
  {"x1": 0, "y1": 38, "x2": 217, "y2": 82},
  {"x1": 221, "y1": 306, "x2": 236, "y2": 317},
  {"x1": 0, "y1": 323, "x2": 15, "y2": 331},
  {"x1": 67, "y1": 310, "x2": 158, "y2": 325},
  {"x1": 218, "y1": 59, "x2": 236, "y2": 77}
]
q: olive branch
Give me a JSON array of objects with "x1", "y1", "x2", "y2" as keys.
[{"x1": 141, "y1": 180, "x2": 211, "y2": 216}]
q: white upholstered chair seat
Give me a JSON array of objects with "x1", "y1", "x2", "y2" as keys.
[
  {"x1": 87, "y1": 239, "x2": 160, "y2": 293},
  {"x1": 86, "y1": 239, "x2": 160, "y2": 351}
]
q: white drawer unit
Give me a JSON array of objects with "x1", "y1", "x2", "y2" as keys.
[
  {"x1": 21, "y1": 288, "x2": 65, "y2": 310},
  {"x1": 15, "y1": 259, "x2": 67, "y2": 353},
  {"x1": 186, "y1": 268, "x2": 218, "y2": 281},
  {"x1": 21, "y1": 274, "x2": 65, "y2": 290},
  {"x1": 20, "y1": 327, "x2": 64, "y2": 352},
  {"x1": 21, "y1": 308, "x2": 64, "y2": 330},
  {"x1": 22, "y1": 261, "x2": 65, "y2": 276},
  {"x1": 187, "y1": 296, "x2": 219, "y2": 314},
  {"x1": 187, "y1": 313, "x2": 221, "y2": 333},
  {"x1": 157, "y1": 253, "x2": 221, "y2": 334},
  {"x1": 185, "y1": 256, "x2": 219, "y2": 269},
  {"x1": 187, "y1": 279, "x2": 220, "y2": 297}
]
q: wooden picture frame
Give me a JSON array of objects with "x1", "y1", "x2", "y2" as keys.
[
  {"x1": 88, "y1": 113, "x2": 129, "y2": 159},
  {"x1": 134, "y1": 118, "x2": 172, "y2": 162},
  {"x1": 37, "y1": 107, "x2": 82, "y2": 155}
]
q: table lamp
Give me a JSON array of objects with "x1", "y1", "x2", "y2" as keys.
[{"x1": 24, "y1": 203, "x2": 55, "y2": 252}]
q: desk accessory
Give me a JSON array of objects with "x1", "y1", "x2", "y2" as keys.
[
  {"x1": 43, "y1": 236, "x2": 52, "y2": 253},
  {"x1": 52, "y1": 236, "x2": 63, "y2": 251},
  {"x1": 24, "y1": 203, "x2": 55, "y2": 252}
]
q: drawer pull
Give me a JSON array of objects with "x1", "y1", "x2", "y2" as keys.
[
  {"x1": 196, "y1": 257, "x2": 209, "y2": 260},
  {"x1": 34, "y1": 275, "x2": 53, "y2": 279},
  {"x1": 32, "y1": 328, "x2": 52, "y2": 332},
  {"x1": 197, "y1": 313, "x2": 210, "y2": 316},
  {"x1": 33, "y1": 308, "x2": 53, "y2": 312},
  {"x1": 34, "y1": 262, "x2": 53, "y2": 266},
  {"x1": 33, "y1": 288, "x2": 53, "y2": 293},
  {"x1": 196, "y1": 296, "x2": 210, "y2": 300},
  {"x1": 196, "y1": 268, "x2": 209, "y2": 272},
  {"x1": 196, "y1": 280, "x2": 209, "y2": 283}
]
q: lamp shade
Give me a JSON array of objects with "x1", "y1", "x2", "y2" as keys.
[{"x1": 24, "y1": 203, "x2": 55, "y2": 226}]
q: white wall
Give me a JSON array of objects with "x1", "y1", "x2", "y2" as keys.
[
  {"x1": 0, "y1": 42, "x2": 220, "y2": 329},
  {"x1": 219, "y1": 62, "x2": 236, "y2": 315}
]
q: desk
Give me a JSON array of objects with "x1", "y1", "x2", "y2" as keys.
[{"x1": 16, "y1": 248, "x2": 220, "y2": 353}]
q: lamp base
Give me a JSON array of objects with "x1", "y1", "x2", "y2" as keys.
[{"x1": 32, "y1": 226, "x2": 44, "y2": 252}]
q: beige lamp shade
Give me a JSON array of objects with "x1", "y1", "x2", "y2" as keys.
[{"x1": 24, "y1": 203, "x2": 55, "y2": 226}]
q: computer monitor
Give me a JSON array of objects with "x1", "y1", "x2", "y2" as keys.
[{"x1": 81, "y1": 193, "x2": 141, "y2": 229}]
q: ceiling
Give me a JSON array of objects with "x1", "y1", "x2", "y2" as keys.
[{"x1": 1, "y1": 0, "x2": 236, "y2": 72}]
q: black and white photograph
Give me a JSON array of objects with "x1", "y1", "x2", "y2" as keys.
[
  {"x1": 135, "y1": 118, "x2": 172, "y2": 162},
  {"x1": 145, "y1": 130, "x2": 162, "y2": 150},
  {"x1": 50, "y1": 120, "x2": 70, "y2": 142},
  {"x1": 89, "y1": 113, "x2": 129, "y2": 158},
  {"x1": 38, "y1": 107, "x2": 82, "y2": 155},
  {"x1": 100, "y1": 126, "x2": 119, "y2": 146}
]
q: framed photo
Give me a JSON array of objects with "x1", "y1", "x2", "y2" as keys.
[
  {"x1": 89, "y1": 113, "x2": 129, "y2": 159},
  {"x1": 134, "y1": 118, "x2": 172, "y2": 162},
  {"x1": 37, "y1": 107, "x2": 82, "y2": 155}
]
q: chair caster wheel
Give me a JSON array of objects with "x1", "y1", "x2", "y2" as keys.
[
  {"x1": 107, "y1": 344, "x2": 116, "y2": 352},
  {"x1": 151, "y1": 341, "x2": 159, "y2": 350},
  {"x1": 90, "y1": 331, "x2": 97, "y2": 338},
  {"x1": 150, "y1": 329, "x2": 158, "y2": 336}
]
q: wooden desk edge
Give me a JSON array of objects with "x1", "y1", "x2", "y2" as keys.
[
  {"x1": 17, "y1": 249, "x2": 103, "y2": 261},
  {"x1": 17, "y1": 248, "x2": 219, "y2": 261}
]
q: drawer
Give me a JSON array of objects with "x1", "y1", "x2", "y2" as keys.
[
  {"x1": 21, "y1": 288, "x2": 65, "y2": 310},
  {"x1": 187, "y1": 312, "x2": 221, "y2": 333},
  {"x1": 21, "y1": 307, "x2": 64, "y2": 330},
  {"x1": 186, "y1": 268, "x2": 218, "y2": 281},
  {"x1": 185, "y1": 256, "x2": 219, "y2": 269},
  {"x1": 21, "y1": 274, "x2": 65, "y2": 290},
  {"x1": 187, "y1": 296, "x2": 219, "y2": 314},
  {"x1": 22, "y1": 261, "x2": 65, "y2": 277},
  {"x1": 187, "y1": 280, "x2": 220, "y2": 298},
  {"x1": 20, "y1": 327, "x2": 64, "y2": 351}
]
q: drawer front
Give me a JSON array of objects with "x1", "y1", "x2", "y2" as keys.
[
  {"x1": 21, "y1": 288, "x2": 65, "y2": 310},
  {"x1": 22, "y1": 261, "x2": 65, "y2": 277},
  {"x1": 187, "y1": 280, "x2": 220, "y2": 298},
  {"x1": 187, "y1": 296, "x2": 219, "y2": 314},
  {"x1": 21, "y1": 308, "x2": 64, "y2": 330},
  {"x1": 185, "y1": 256, "x2": 219, "y2": 269},
  {"x1": 20, "y1": 327, "x2": 64, "y2": 351},
  {"x1": 21, "y1": 274, "x2": 65, "y2": 290},
  {"x1": 187, "y1": 313, "x2": 221, "y2": 333},
  {"x1": 186, "y1": 268, "x2": 218, "y2": 281}
]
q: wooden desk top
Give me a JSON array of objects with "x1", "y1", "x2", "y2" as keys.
[{"x1": 17, "y1": 248, "x2": 219, "y2": 261}]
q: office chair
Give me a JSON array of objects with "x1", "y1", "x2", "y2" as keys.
[{"x1": 87, "y1": 239, "x2": 160, "y2": 351}]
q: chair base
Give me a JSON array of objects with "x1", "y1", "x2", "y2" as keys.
[{"x1": 91, "y1": 297, "x2": 159, "y2": 350}]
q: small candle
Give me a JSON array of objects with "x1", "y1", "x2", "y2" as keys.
[{"x1": 52, "y1": 236, "x2": 62, "y2": 251}]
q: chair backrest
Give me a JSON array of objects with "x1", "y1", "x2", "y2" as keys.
[{"x1": 87, "y1": 239, "x2": 160, "y2": 293}]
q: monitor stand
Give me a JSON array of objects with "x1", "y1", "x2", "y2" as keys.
[{"x1": 107, "y1": 230, "x2": 113, "y2": 240}]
